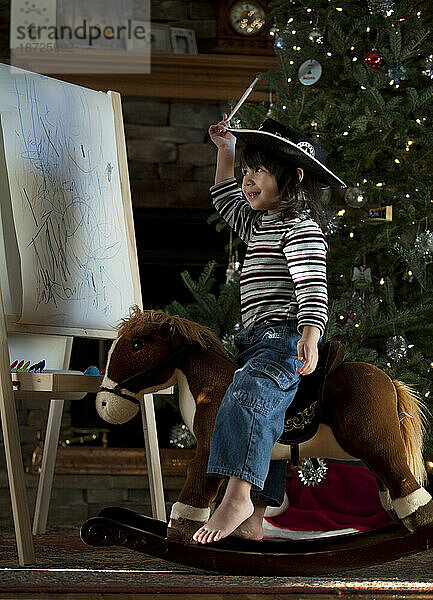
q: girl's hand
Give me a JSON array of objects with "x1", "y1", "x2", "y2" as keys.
[
  {"x1": 209, "y1": 113, "x2": 236, "y2": 150},
  {"x1": 296, "y1": 338, "x2": 320, "y2": 376}
]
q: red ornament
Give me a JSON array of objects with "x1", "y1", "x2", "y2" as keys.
[{"x1": 365, "y1": 50, "x2": 385, "y2": 68}]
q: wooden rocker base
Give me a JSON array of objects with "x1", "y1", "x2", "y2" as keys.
[{"x1": 80, "y1": 506, "x2": 433, "y2": 576}]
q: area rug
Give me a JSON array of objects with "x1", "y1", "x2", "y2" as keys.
[{"x1": 0, "y1": 532, "x2": 433, "y2": 594}]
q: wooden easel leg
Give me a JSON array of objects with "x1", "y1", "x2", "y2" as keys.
[
  {"x1": 0, "y1": 388, "x2": 35, "y2": 565},
  {"x1": 0, "y1": 290, "x2": 34, "y2": 564},
  {"x1": 33, "y1": 399, "x2": 64, "y2": 535},
  {"x1": 141, "y1": 394, "x2": 166, "y2": 521}
]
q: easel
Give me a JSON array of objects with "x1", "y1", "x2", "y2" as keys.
[{"x1": 0, "y1": 89, "x2": 167, "y2": 565}]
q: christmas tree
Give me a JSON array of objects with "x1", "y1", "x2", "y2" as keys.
[{"x1": 167, "y1": 0, "x2": 433, "y2": 449}]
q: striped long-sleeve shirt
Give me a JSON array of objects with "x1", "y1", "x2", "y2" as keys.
[{"x1": 210, "y1": 177, "x2": 329, "y2": 337}]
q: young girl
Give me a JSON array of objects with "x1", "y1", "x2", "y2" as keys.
[{"x1": 193, "y1": 114, "x2": 347, "y2": 545}]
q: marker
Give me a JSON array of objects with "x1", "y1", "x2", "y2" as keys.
[
  {"x1": 16, "y1": 360, "x2": 24, "y2": 371},
  {"x1": 28, "y1": 362, "x2": 38, "y2": 372},
  {"x1": 22, "y1": 361, "x2": 30, "y2": 371},
  {"x1": 10, "y1": 360, "x2": 18, "y2": 370}
]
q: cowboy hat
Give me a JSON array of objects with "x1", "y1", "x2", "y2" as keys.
[{"x1": 227, "y1": 118, "x2": 347, "y2": 189}]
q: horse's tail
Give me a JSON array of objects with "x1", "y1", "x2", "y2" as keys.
[{"x1": 393, "y1": 379, "x2": 429, "y2": 485}]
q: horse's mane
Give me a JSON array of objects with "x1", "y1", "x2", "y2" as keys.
[{"x1": 118, "y1": 306, "x2": 234, "y2": 362}]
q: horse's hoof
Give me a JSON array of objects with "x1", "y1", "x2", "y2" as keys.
[
  {"x1": 167, "y1": 517, "x2": 204, "y2": 543},
  {"x1": 401, "y1": 498, "x2": 433, "y2": 532}
]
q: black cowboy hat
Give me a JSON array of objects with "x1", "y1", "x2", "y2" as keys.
[{"x1": 227, "y1": 118, "x2": 347, "y2": 189}]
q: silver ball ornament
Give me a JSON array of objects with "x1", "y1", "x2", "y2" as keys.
[{"x1": 344, "y1": 186, "x2": 368, "y2": 208}]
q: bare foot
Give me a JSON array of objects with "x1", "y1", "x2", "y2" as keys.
[
  {"x1": 193, "y1": 497, "x2": 254, "y2": 544},
  {"x1": 231, "y1": 501, "x2": 266, "y2": 541}
]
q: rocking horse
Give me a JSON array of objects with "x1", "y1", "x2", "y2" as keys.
[{"x1": 80, "y1": 307, "x2": 433, "y2": 575}]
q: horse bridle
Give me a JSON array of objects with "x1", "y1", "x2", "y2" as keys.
[{"x1": 99, "y1": 340, "x2": 200, "y2": 403}]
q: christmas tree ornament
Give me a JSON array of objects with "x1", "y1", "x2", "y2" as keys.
[
  {"x1": 368, "y1": 205, "x2": 393, "y2": 222},
  {"x1": 320, "y1": 186, "x2": 332, "y2": 205},
  {"x1": 226, "y1": 252, "x2": 241, "y2": 283},
  {"x1": 269, "y1": 19, "x2": 279, "y2": 38},
  {"x1": 352, "y1": 256, "x2": 373, "y2": 309},
  {"x1": 266, "y1": 104, "x2": 276, "y2": 118},
  {"x1": 222, "y1": 321, "x2": 241, "y2": 351},
  {"x1": 422, "y1": 54, "x2": 433, "y2": 79},
  {"x1": 274, "y1": 35, "x2": 286, "y2": 50},
  {"x1": 298, "y1": 457, "x2": 328, "y2": 486},
  {"x1": 322, "y1": 208, "x2": 341, "y2": 237},
  {"x1": 169, "y1": 423, "x2": 196, "y2": 449},
  {"x1": 386, "y1": 335, "x2": 408, "y2": 361},
  {"x1": 298, "y1": 59, "x2": 322, "y2": 86},
  {"x1": 414, "y1": 229, "x2": 433, "y2": 265},
  {"x1": 308, "y1": 28, "x2": 324, "y2": 46},
  {"x1": 387, "y1": 62, "x2": 409, "y2": 84},
  {"x1": 344, "y1": 186, "x2": 367, "y2": 208},
  {"x1": 230, "y1": 116, "x2": 242, "y2": 129},
  {"x1": 352, "y1": 261, "x2": 373, "y2": 292},
  {"x1": 266, "y1": 89, "x2": 276, "y2": 118},
  {"x1": 365, "y1": 49, "x2": 385, "y2": 68},
  {"x1": 367, "y1": 0, "x2": 395, "y2": 17}
]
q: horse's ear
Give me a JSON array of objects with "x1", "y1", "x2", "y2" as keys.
[{"x1": 159, "y1": 322, "x2": 174, "y2": 337}]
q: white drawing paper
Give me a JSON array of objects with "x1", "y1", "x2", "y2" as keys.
[{"x1": 0, "y1": 62, "x2": 136, "y2": 330}]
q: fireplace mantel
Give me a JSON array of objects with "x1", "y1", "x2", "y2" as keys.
[{"x1": 13, "y1": 51, "x2": 277, "y2": 99}]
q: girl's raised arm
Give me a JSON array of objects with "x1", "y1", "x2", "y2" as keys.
[{"x1": 209, "y1": 114, "x2": 236, "y2": 184}]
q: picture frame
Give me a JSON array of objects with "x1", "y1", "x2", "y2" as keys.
[
  {"x1": 170, "y1": 27, "x2": 198, "y2": 54},
  {"x1": 149, "y1": 23, "x2": 172, "y2": 53},
  {"x1": 126, "y1": 20, "x2": 151, "y2": 52},
  {"x1": 56, "y1": 0, "x2": 130, "y2": 51}
]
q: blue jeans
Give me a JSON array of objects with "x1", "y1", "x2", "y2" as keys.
[{"x1": 207, "y1": 320, "x2": 323, "y2": 506}]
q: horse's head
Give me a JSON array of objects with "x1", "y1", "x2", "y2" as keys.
[
  {"x1": 96, "y1": 308, "x2": 188, "y2": 424},
  {"x1": 96, "y1": 307, "x2": 228, "y2": 425}
]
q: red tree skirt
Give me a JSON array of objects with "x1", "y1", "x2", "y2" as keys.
[{"x1": 264, "y1": 461, "x2": 394, "y2": 540}]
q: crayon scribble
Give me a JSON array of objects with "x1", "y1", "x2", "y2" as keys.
[{"x1": 0, "y1": 66, "x2": 135, "y2": 328}]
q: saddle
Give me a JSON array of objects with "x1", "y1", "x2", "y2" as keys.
[{"x1": 277, "y1": 340, "x2": 345, "y2": 451}]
